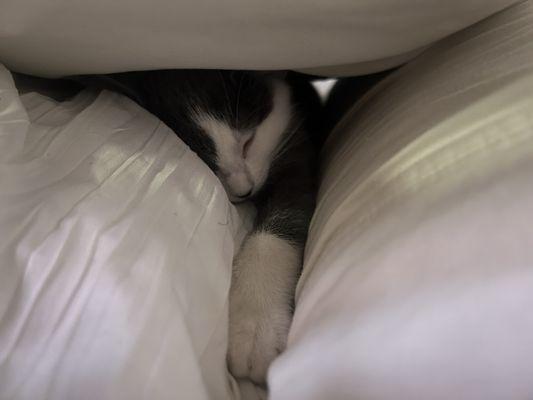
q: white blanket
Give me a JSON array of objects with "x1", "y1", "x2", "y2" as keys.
[
  {"x1": 0, "y1": 0, "x2": 517, "y2": 77},
  {"x1": 0, "y1": 65, "x2": 252, "y2": 400}
]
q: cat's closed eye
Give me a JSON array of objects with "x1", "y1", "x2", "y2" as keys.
[
  {"x1": 206, "y1": 79, "x2": 291, "y2": 202},
  {"x1": 241, "y1": 130, "x2": 255, "y2": 158}
]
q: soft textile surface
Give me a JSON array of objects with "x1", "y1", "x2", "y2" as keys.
[
  {"x1": 0, "y1": 0, "x2": 518, "y2": 77},
  {"x1": 0, "y1": 66, "x2": 251, "y2": 400},
  {"x1": 270, "y1": 2, "x2": 533, "y2": 399}
]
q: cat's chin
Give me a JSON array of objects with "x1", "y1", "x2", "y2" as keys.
[
  {"x1": 227, "y1": 187, "x2": 259, "y2": 203},
  {"x1": 229, "y1": 195, "x2": 252, "y2": 204}
]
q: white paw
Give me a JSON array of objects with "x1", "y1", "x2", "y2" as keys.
[
  {"x1": 227, "y1": 232, "x2": 300, "y2": 384},
  {"x1": 228, "y1": 291, "x2": 291, "y2": 383},
  {"x1": 237, "y1": 378, "x2": 269, "y2": 400}
]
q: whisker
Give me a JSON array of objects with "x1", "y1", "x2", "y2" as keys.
[
  {"x1": 273, "y1": 134, "x2": 306, "y2": 162},
  {"x1": 218, "y1": 71, "x2": 234, "y2": 123},
  {"x1": 238, "y1": 102, "x2": 274, "y2": 128},
  {"x1": 235, "y1": 73, "x2": 244, "y2": 128},
  {"x1": 272, "y1": 117, "x2": 305, "y2": 161}
]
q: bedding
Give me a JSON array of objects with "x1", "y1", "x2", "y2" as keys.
[
  {"x1": 0, "y1": 65, "x2": 253, "y2": 399},
  {"x1": 270, "y1": 2, "x2": 533, "y2": 399},
  {"x1": 1, "y1": 1, "x2": 533, "y2": 399},
  {"x1": 0, "y1": 0, "x2": 519, "y2": 77}
]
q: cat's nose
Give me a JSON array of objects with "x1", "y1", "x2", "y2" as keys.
[
  {"x1": 236, "y1": 189, "x2": 252, "y2": 199},
  {"x1": 224, "y1": 171, "x2": 253, "y2": 199}
]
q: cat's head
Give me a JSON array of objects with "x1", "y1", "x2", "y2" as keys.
[{"x1": 142, "y1": 70, "x2": 292, "y2": 203}]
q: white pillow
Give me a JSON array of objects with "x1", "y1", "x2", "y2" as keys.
[
  {"x1": 0, "y1": 65, "x2": 250, "y2": 400},
  {"x1": 0, "y1": 0, "x2": 518, "y2": 77},
  {"x1": 269, "y1": 3, "x2": 533, "y2": 399}
]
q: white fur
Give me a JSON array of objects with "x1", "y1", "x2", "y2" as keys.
[
  {"x1": 245, "y1": 80, "x2": 292, "y2": 194},
  {"x1": 196, "y1": 115, "x2": 254, "y2": 199},
  {"x1": 196, "y1": 80, "x2": 292, "y2": 202},
  {"x1": 227, "y1": 231, "x2": 301, "y2": 384}
]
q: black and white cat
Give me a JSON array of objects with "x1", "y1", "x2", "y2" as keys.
[{"x1": 76, "y1": 70, "x2": 320, "y2": 384}]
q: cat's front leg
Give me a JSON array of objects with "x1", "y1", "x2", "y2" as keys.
[{"x1": 227, "y1": 231, "x2": 301, "y2": 384}]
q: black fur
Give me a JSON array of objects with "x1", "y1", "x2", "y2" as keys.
[{"x1": 254, "y1": 73, "x2": 320, "y2": 246}]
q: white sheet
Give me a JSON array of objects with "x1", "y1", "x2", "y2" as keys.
[
  {"x1": 269, "y1": 3, "x2": 533, "y2": 399},
  {"x1": 0, "y1": 0, "x2": 518, "y2": 77},
  {"x1": 0, "y1": 64, "x2": 251, "y2": 400}
]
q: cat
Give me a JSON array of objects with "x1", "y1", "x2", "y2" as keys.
[{"x1": 74, "y1": 69, "x2": 321, "y2": 384}]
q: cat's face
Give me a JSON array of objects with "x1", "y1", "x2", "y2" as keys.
[{"x1": 143, "y1": 70, "x2": 292, "y2": 202}]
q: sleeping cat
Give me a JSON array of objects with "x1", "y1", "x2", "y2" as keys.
[{"x1": 76, "y1": 70, "x2": 320, "y2": 384}]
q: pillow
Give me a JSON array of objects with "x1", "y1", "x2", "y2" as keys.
[
  {"x1": 0, "y1": 65, "x2": 251, "y2": 399},
  {"x1": 269, "y1": 2, "x2": 533, "y2": 399},
  {"x1": 0, "y1": 0, "x2": 518, "y2": 77}
]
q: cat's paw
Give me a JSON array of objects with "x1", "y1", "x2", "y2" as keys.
[
  {"x1": 237, "y1": 378, "x2": 269, "y2": 400},
  {"x1": 228, "y1": 290, "x2": 291, "y2": 383},
  {"x1": 227, "y1": 232, "x2": 300, "y2": 384}
]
